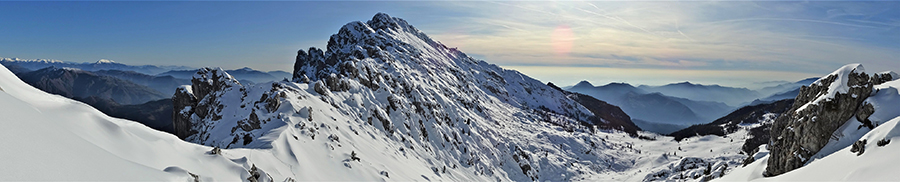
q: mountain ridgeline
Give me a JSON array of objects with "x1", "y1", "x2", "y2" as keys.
[
  {"x1": 0, "y1": 57, "x2": 192, "y2": 75},
  {"x1": 567, "y1": 81, "x2": 734, "y2": 134},
  {"x1": 638, "y1": 81, "x2": 761, "y2": 106},
  {"x1": 173, "y1": 13, "x2": 648, "y2": 181},
  {"x1": 159, "y1": 67, "x2": 290, "y2": 84}
]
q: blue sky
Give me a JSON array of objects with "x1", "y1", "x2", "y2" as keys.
[{"x1": 1, "y1": 1, "x2": 899, "y2": 87}]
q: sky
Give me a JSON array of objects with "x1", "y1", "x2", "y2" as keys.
[{"x1": 1, "y1": 1, "x2": 899, "y2": 88}]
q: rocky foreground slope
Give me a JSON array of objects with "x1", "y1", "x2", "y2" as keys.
[{"x1": 764, "y1": 64, "x2": 895, "y2": 176}]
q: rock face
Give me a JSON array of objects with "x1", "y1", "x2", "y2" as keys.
[
  {"x1": 172, "y1": 85, "x2": 197, "y2": 139},
  {"x1": 764, "y1": 64, "x2": 886, "y2": 176}
]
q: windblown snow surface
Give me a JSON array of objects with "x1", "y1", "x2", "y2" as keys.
[{"x1": 719, "y1": 65, "x2": 900, "y2": 181}]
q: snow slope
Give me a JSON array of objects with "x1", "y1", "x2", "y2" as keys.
[{"x1": 0, "y1": 61, "x2": 317, "y2": 181}]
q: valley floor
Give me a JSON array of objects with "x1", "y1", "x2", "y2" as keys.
[{"x1": 579, "y1": 130, "x2": 747, "y2": 181}]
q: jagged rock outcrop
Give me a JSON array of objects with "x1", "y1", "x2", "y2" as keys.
[
  {"x1": 173, "y1": 67, "x2": 276, "y2": 148},
  {"x1": 764, "y1": 64, "x2": 884, "y2": 176}
]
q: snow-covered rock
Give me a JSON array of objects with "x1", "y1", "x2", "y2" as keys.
[{"x1": 719, "y1": 64, "x2": 900, "y2": 181}]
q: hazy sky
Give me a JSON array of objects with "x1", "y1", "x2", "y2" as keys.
[{"x1": 1, "y1": 1, "x2": 899, "y2": 87}]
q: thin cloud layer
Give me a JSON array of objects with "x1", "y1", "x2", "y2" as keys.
[{"x1": 422, "y1": 1, "x2": 900, "y2": 80}]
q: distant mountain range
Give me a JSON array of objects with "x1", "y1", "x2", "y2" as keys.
[
  {"x1": 0, "y1": 57, "x2": 193, "y2": 75},
  {"x1": 16, "y1": 67, "x2": 167, "y2": 105},
  {"x1": 637, "y1": 81, "x2": 760, "y2": 106},
  {"x1": 565, "y1": 77, "x2": 819, "y2": 134},
  {"x1": 745, "y1": 78, "x2": 817, "y2": 106},
  {"x1": 756, "y1": 77, "x2": 818, "y2": 96},
  {"x1": 547, "y1": 82, "x2": 641, "y2": 134},
  {"x1": 3, "y1": 57, "x2": 291, "y2": 86},
  {"x1": 1, "y1": 62, "x2": 188, "y2": 134},
  {"x1": 92, "y1": 70, "x2": 190, "y2": 95},
  {"x1": 157, "y1": 67, "x2": 290, "y2": 84},
  {"x1": 567, "y1": 81, "x2": 734, "y2": 134}
]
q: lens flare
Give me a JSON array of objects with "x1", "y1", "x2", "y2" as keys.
[{"x1": 551, "y1": 24, "x2": 574, "y2": 57}]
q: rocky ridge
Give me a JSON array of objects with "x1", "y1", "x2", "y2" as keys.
[{"x1": 764, "y1": 64, "x2": 896, "y2": 176}]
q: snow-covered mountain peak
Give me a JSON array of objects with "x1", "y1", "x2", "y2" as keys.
[
  {"x1": 95, "y1": 59, "x2": 116, "y2": 64},
  {"x1": 367, "y1": 12, "x2": 416, "y2": 33},
  {"x1": 320, "y1": 12, "x2": 437, "y2": 61},
  {"x1": 1, "y1": 57, "x2": 65, "y2": 63},
  {"x1": 171, "y1": 13, "x2": 657, "y2": 181}
]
